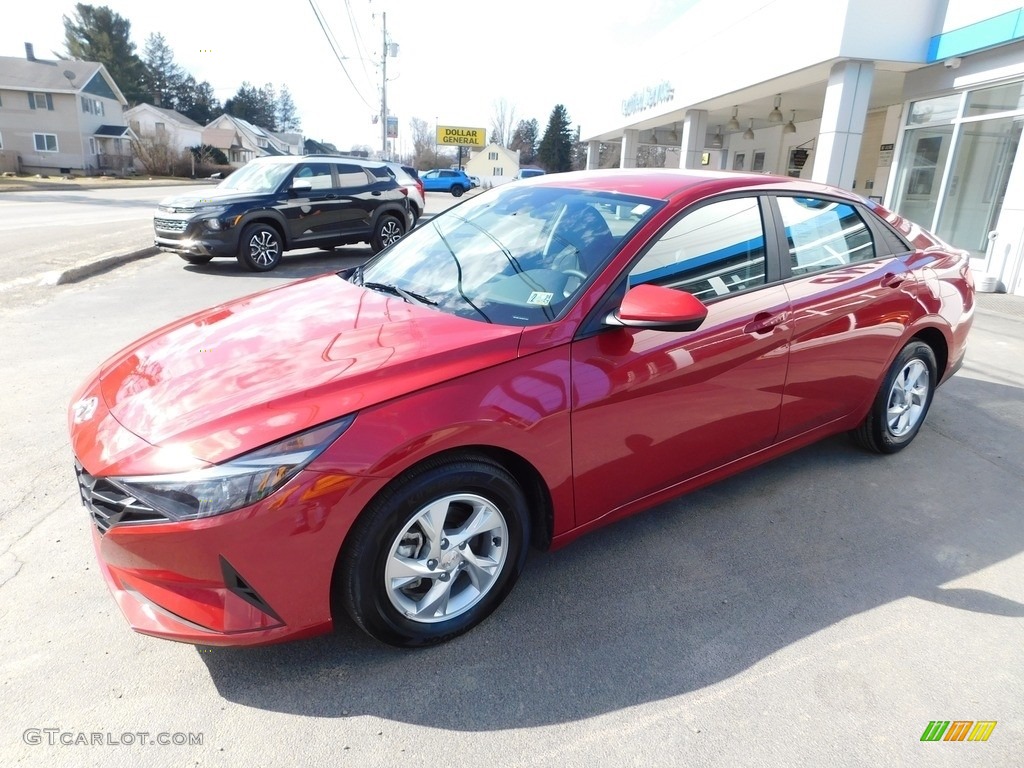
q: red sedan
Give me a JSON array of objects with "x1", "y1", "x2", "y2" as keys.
[{"x1": 69, "y1": 170, "x2": 974, "y2": 647}]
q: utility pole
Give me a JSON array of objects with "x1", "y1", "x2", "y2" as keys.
[{"x1": 380, "y1": 11, "x2": 388, "y2": 160}]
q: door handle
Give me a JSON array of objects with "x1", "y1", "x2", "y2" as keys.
[
  {"x1": 744, "y1": 312, "x2": 785, "y2": 335},
  {"x1": 372, "y1": 191, "x2": 382, "y2": 196},
  {"x1": 881, "y1": 272, "x2": 907, "y2": 289},
  {"x1": 324, "y1": 194, "x2": 338, "y2": 200}
]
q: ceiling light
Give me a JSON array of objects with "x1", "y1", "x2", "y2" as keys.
[
  {"x1": 743, "y1": 119, "x2": 755, "y2": 140},
  {"x1": 784, "y1": 110, "x2": 796, "y2": 134},
  {"x1": 768, "y1": 94, "x2": 783, "y2": 124},
  {"x1": 727, "y1": 106, "x2": 740, "y2": 131},
  {"x1": 711, "y1": 126, "x2": 723, "y2": 148}
]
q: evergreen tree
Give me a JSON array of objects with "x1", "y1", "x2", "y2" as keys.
[
  {"x1": 174, "y1": 76, "x2": 220, "y2": 125},
  {"x1": 277, "y1": 85, "x2": 300, "y2": 132},
  {"x1": 510, "y1": 118, "x2": 539, "y2": 166},
  {"x1": 142, "y1": 33, "x2": 183, "y2": 108},
  {"x1": 536, "y1": 105, "x2": 574, "y2": 173},
  {"x1": 62, "y1": 3, "x2": 148, "y2": 104},
  {"x1": 225, "y1": 82, "x2": 278, "y2": 130}
]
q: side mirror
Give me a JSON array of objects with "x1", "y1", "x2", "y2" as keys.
[
  {"x1": 290, "y1": 179, "x2": 313, "y2": 195},
  {"x1": 606, "y1": 283, "x2": 708, "y2": 332}
]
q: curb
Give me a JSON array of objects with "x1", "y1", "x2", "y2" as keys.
[{"x1": 51, "y1": 247, "x2": 160, "y2": 286}]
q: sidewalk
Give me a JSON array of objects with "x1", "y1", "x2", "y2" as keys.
[{"x1": 975, "y1": 291, "x2": 1024, "y2": 322}]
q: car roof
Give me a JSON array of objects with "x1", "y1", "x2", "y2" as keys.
[
  {"x1": 249, "y1": 154, "x2": 389, "y2": 168},
  {"x1": 523, "y1": 168, "x2": 856, "y2": 203}
]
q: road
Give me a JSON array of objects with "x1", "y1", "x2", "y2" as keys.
[
  {"x1": 0, "y1": 230, "x2": 1021, "y2": 766},
  {"x1": 0, "y1": 184, "x2": 203, "y2": 285}
]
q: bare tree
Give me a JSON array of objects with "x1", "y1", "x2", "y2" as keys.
[
  {"x1": 490, "y1": 98, "x2": 517, "y2": 148},
  {"x1": 131, "y1": 129, "x2": 187, "y2": 176}
]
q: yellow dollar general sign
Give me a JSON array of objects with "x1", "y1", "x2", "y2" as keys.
[
  {"x1": 920, "y1": 720, "x2": 997, "y2": 742},
  {"x1": 436, "y1": 126, "x2": 486, "y2": 147}
]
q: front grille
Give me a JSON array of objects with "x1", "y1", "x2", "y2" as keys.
[
  {"x1": 154, "y1": 218, "x2": 187, "y2": 233},
  {"x1": 75, "y1": 462, "x2": 170, "y2": 533}
]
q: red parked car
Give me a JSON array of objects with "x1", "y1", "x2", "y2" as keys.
[{"x1": 69, "y1": 169, "x2": 974, "y2": 648}]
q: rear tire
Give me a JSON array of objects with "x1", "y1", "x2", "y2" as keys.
[
  {"x1": 450, "y1": 185, "x2": 465, "y2": 198},
  {"x1": 852, "y1": 340, "x2": 937, "y2": 454},
  {"x1": 337, "y1": 457, "x2": 530, "y2": 647},
  {"x1": 370, "y1": 214, "x2": 405, "y2": 254}
]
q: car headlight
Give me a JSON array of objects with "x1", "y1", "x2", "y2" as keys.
[
  {"x1": 197, "y1": 206, "x2": 232, "y2": 230},
  {"x1": 108, "y1": 416, "x2": 355, "y2": 521}
]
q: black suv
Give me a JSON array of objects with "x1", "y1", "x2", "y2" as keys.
[{"x1": 154, "y1": 155, "x2": 412, "y2": 271}]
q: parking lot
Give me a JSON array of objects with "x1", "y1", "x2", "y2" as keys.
[{"x1": 0, "y1": 204, "x2": 1022, "y2": 766}]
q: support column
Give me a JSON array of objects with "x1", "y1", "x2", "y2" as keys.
[
  {"x1": 586, "y1": 140, "x2": 601, "y2": 170},
  {"x1": 620, "y1": 129, "x2": 639, "y2": 169},
  {"x1": 811, "y1": 60, "x2": 874, "y2": 190},
  {"x1": 679, "y1": 109, "x2": 709, "y2": 169}
]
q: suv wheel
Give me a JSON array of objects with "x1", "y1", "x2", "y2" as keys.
[
  {"x1": 451, "y1": 185, "x2": 465, "y2": 198},
  {"x1": 371, "y1": 215, "x2": 405, "y2": 254},
  {"x1": 237, "y1": 223, "x2": 282, "y2": 272}
]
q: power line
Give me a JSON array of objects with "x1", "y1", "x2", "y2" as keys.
[
  {"x1": 344, "y1": 0, "x2": 376, "y2": 87},
  {"x1": 307, "y1": 0, "x2": 376, "y2": 111}
]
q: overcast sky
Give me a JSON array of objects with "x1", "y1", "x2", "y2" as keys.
[{"x1": 2, "y1": 0, "x2": 697, "y2": 153}]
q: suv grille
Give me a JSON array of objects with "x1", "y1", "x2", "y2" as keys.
[
  {"x1": 154, "y1": 218, "x2": 187, "y2": 232},
  {"x1": 75, "y1": 462, "x2": 170, "y2": 533}
]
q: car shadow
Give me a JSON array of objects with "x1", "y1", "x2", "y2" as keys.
[
  {"x1": 195, "y1": 370, "x2": 1023, "y2": 730},
  {"x1": 181, "y1": 247, "x2": 372, "y2": 281}
]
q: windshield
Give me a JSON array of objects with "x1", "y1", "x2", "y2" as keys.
[
  {"x1": 355, "y1": 184, "x2": 660, "y2": 326},
  {"x1": 217, "y1": 161, "x2": 293, "y2": 193}
]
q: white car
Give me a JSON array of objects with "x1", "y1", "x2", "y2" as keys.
[{"x1": 383, "y1": 162, "x2": 427, "y2": 225}]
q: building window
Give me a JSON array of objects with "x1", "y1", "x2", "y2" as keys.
[
  {"x1": 893, "y1": 80, "x2": 1024, "y2": 257},
  {"x1": 81, "y1": 96, "x2": 104, "y2": 116},
  {"x1": 31, "y1": 92, "x2": 52, "y2": 110},
  {"x1": 257, "y1": 137, "x2": 268, "y2": 148},
  {"x1": 0, "y1": 131, "x2": 4, "y2": 149},
  {"x1": 34, "y1": 133, "x2": 58, "y2": 152},
  {"x1": 155, "y1": 122, "x2": 166, "y2": 136},
  {"x1": 488, "y1": 151, "x2": 498, "y2": 160},
  {"x1": 493, "y1": 166, "x2": 503, "y2": 176},
  {"x1": 89, "y1": 138, "x2": 97, "y2": 155}
]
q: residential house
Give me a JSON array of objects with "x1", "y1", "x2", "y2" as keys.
[
  {"x1": 304, "y1": 137, "x2": 338, "y2": 155},
  {"x1": 0, "y1": 43, "x2": 132, "y2": 175},
  {"x1": 125, "y1": 103, "x2": 203, "y2": 151},
  {"x1": 202, "y1": 114, "x2": 300, "y2": 167},
  {"x1": 465, "y1": 143, "x2": 520, "y2": 186}
]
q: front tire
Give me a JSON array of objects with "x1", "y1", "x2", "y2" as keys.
[
  {"x1": 852, "y1": 340, "x2": 937, "y2": 454},
  {"x1": 370, "y1": 214, "x2": 405, "y2": 254},
  {"x1": 337, "y1": 458, "x2": 530, "y2": 647},
  {"x1": 236, "y1": 223, "x2": 282, "y2": 272},
  {"x1": 450, "y1": 185, "x2": 465, "y2": 198}
]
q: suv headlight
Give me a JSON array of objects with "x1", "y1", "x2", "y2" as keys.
[
  {"x1": 108, "y1": 416, "x2": 355, "y2": 521},
  {"x1": 196, "y1": 205, "x2": 232, "y2": 230}
]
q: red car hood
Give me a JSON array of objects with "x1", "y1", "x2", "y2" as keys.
[{"x1": 82, "y1": 274, "x2": 523, "y2": 468}]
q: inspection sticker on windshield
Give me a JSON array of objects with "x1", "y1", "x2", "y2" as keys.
[{"x1": 527, "y1": 291, "x2": 554, "y2": 306}]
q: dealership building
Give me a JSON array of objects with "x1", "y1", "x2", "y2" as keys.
[{"x1": 584, "y1": 0, "x2": 1024, "y2": 295}]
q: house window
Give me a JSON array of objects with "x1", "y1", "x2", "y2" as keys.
[
  {"x1": 0, "y1": 131, "x2": 4, "y2": 149},
  {"x1": 493, "y1": 166, "x2": 503, "y2": 176},
  {"x1": 89, "y1": 138, "x2": 97, "y2": 155},
  {"x1": 488, "y1": 151, "x2": 498, "y2": 160},
  {"x1": 81, "y1": 96, "x2": 104, "y2": 116},
  {"x1": 155, "y1": 122, "x2": 166, "y2": 136},
  {"x1": 34, "y1": 133, "x2": 58, "y2": 152},
  {"x1": 31, "y1": 92, "x2": 52, "y2": 110},
  {"x1": 257, "y1": 137, "x2": 268, "y2": 148}
]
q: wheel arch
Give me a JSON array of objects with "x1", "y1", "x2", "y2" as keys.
[{"x1": 911, "y1": 325, "x2": 949, "y2": 383}]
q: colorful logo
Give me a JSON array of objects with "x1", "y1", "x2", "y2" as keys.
[{"x1": 920, "y1": 721, "x2": 997, "y2": 742}]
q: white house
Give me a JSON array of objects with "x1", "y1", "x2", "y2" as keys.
[
  {"x1": 465, "y1": 143, "x2": 520, "y2": 186},
  {"x1": 124, "y1": 103, "x2": 203, "y2": 154}
]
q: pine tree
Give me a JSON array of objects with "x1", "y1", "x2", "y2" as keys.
[
  {"x1": 142, "y1": 33, "x2": 183, "y2": 109},
  {"x1": 277, "y1": 85, "x2": 300, "y2": 132},
  {"x1": 62, "y1": 3, "x2": 148, "y2": 104},
  {"x1": 536, "y1": 105, "x2": 574, "y2": 173},
  {"x1": 510, "y1": 118, "x2": 539, "y2": 166}
]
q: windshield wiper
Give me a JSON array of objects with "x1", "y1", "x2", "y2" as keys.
[{"x1": 363, "y1": 281, "x2": 438, "y2": 306}]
